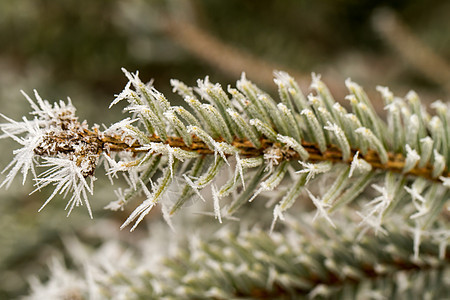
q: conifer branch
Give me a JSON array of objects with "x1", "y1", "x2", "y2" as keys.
[
  {"x1": 23, "y1": 210, "x2": 450, "y2": 299},
  {"x1": 1, "y1": 69, "x2": 449, "y2": 241}
]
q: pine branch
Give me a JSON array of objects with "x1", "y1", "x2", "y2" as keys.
[
  {"x1": 1, "y1": 69, "x2": 449, "y2": 243},
  {"x1": 23, "y1": 210, "x2": 450, "y2": 299}
]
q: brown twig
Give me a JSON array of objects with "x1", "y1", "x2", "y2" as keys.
[{"x1": 100, "y1": 132, "x2": 447, "y2": 182}]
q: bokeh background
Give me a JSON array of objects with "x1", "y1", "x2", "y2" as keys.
[{"x1": 1, "y1": 0, "x2": 449, "y2": 297}]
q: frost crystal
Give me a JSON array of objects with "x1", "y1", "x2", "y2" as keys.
[
  {"x1": 357, "y1": 184, "x2": 391, "y2": 235},
  {"x1": 349, "y1": 151, "x2": 372, "y2": 177},
  {"x1": 296, "y1": 161, "x2": 332, "y2": 184},
  {"x1": 35, "y1": 157, "x2": 95, "y2": 218},
  {"x1": 0, "y1": 116, "x2": 42, "y2": 188},
  {"x1": 1, "y1": 90, "x2": 100, "y2": 217},
  {"x1": 305, "y1": 189, "x2": 335, "y2": 228}
]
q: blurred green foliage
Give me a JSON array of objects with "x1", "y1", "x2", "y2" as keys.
[{"x1": 0, "y1": 0, "x2": 449, "y2": 298}]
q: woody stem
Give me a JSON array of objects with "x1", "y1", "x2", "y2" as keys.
[{"x1": 99, "y1": 132, "x2": 446, "y2": 182}]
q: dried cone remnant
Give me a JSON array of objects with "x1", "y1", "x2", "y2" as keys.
[
  {"x1": 31, "y1": 104, "x2": 103, "y2": 177},
  {"x1": 34, "y1": 130, "x2": 102, "y2": 177}
]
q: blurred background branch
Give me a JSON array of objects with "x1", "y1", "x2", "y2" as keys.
[{"x1": 372, "y1": 7, "x2": 450, "y2": 95}]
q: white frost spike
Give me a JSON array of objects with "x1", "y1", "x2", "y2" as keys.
[
  {"x1": 33, "y1": 157, "x2": 95, "y2": 219},
  {"x1": 233, "y1": 156, "x2": 263, "y2": 190},
  {"x1": 277, "y1": 134, "x2": 309, "y2": 161},
  {"x1": 103, "y1": 118, "x2": 139, "y2": 137},
  {"x1": 234, "y1": 154, "x2": 245, "y2": 189},
  {"x1": 139, "y1": 178, "x2": 153, "y2": 199},
  {"x1": 323, "y1": 121, "x2": 350, "y2": 161},
  {"x1": 120, "y1": 181, "x2": 158, "y2": 232},
  {"x1": 121, "y1": 163, "x2": 174, "y2": 231},
  {"x1": 404, "y1": 186, "x2": 429, "y2": 219},
  {"x1": 349, "y1": 151, "x2": 372, "y2": 177},
  {"x1": 356, "y1": 210, "x2": 388, "y2": 238},
  {"x1": 305, "y1": 189, "x2": 335, "y2": 228},
  {"x1": 270, "y1": 204, "x2": 285, "y2": 233},
  {"x1": 296, "y1": 161, "x2": 332, "y2": 184},
  {"x1": 0, "y1": 113, "x2": 35, "y2": 139},
  {"x1": 161, "y1": 202, "x2": 176, "y2": 232},
  {"x1": 121, "y1": 198, "x2": 155, "y2": 231},
  {"x1": 439, "y1": 176, "x2": 450, "y2": 188},
  {"x1": 0, "y1": 117, "x2": 42, "y2": 188},
  {"x1": 138, "y1": 143, "x2": 174, "y2": 177},
  {"x1": 413, "y1": 224, "x2": 422, "y2": 260},
  {"x1": 403, "y1": 144, "x2": 420, "y2": 173},
  {"x1": 213, "y1": 142, "x2": 237, "y2": 165},
  {"x1": 404, "y1": 185, "x2": 426, "y2": 203},
  {"x1": 103, "y1": 153, "x2": 139, "y2": 178},
  {"x1": 182, "y1": 174, "x2": 205, "y2": 202},
  {"x1": 263, "y1": 147, "x2": 282, "y2": 173},
  {"x1": 358, "y1": 184, "x2": 392, "y2": 235},
  {"x1": 22, "y1": 89, "x2": 61, "y2": 120},
  {"x1": 211, "y1": 185, "x2": 222, "y2": 223},
  {"x1": 109, "y1": 80, "x2": 132, "y2": 108},
  {"x1": 120, "y1": 68, "x2": 155, "y2": 101},
  {"x1": 21, "y1": 89, "x2": 44, "y2": 116}
]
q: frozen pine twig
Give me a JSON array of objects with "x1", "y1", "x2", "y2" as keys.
[{"x1": 0, "y1": 69, "x2": 449, "y2": 241}]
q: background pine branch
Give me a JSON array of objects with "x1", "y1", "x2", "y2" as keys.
[{"x1": 24, "y1": 209, "x2": 450, "y2": 299}]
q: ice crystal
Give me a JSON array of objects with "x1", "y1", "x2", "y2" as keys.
[
  {"x1": 35, "y1": 157, "x2": 95, "y2": 218},
  {"x1": 296, "y1": 161, "x2": 332, "y2": 184},
  {"x1": 1, "y1": 90, "x2": 100, "y2": 217}
]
